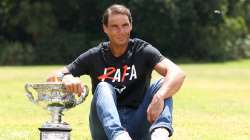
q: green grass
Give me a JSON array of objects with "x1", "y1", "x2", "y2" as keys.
[{"x1": 0, "y1": 59, "x2": 250, "y2": 140}]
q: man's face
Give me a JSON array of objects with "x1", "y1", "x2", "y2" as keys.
[{"x1": 103, "y1": 14, "x2": 132, "y2": 47}]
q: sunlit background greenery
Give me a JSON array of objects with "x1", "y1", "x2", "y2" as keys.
[
  {"x1": 1, "y1": 0, "x2": 250, "y2": 140},
  {"x1": 0, "y1": 59, "x2": 249, "y2": 139},
  {"x1": 0, "y1": 0, "x2": 250, "y2": 65}
]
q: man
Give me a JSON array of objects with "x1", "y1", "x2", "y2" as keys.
[{"x1": 47, "y1": 4, "x2": 185, "y2": 140}]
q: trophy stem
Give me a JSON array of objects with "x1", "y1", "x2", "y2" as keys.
[
  {"x1": 40, "y1": 107, "x2": 72, "y2": 140},
  {"x1": 51, "y1": 110, "x2": 62, "y2": 123},
  {"x1": 48, "y1": 106, "x2": 64, "y2": 124}
]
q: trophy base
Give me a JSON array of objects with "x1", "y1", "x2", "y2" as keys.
[{"x1": 39, "y1": 122, "x2": 72, "y2": 140}]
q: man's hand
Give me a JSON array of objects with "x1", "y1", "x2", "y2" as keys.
[
  {"x1": 47, "y1": 71, "x2": 63, "y2": 82},
  {"x1": 147, "y1": 93, "x2": 165, "y2": 124},
  {"x1": 46, "y1": 67, "x2": 84, "y2": 96},
  {"x1": 62, "y1": 75, "x2": 84, "y2": 97}
]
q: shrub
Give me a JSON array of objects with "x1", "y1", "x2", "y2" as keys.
[
  {"x1": 34, "y1": 32, "x2": 90, "y2": 64},
  {"x1": 0, "y1": 41, "x2": 34, "y2": 65}
]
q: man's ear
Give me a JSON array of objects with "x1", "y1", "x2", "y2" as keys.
[{"x1": 103, "y1": 24, "x2": 108, "y2": 34}]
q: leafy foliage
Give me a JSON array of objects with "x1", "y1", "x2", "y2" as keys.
[{"x1": 0, "y1": 0, "x2": 250, "y2": 64}]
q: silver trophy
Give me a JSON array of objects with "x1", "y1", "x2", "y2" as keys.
[{"x1": 25, "y1": 82, "x2": 89, "y2": 140}]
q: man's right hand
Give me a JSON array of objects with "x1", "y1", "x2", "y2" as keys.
[
  {"x1": 62, "y1": 75, "x2": 84, "y2": 97},
  {"x1": 47, "y1": 71, "x2": 84, "y2": 96}
]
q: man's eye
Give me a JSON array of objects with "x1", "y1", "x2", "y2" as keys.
[
  {"x1": 111, "y1": 26, "x2": 118, "y2": 29},
  {"x1": 123, "y1": 24, "x2": 129, "y2": 27}
]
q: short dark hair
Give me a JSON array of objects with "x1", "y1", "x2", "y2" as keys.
[{"x1": 102, "y1": 4, "x2": 132, "y2": 26}]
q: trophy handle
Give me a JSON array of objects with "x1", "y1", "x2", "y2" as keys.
[
  {"x1": 25, "y1": 83, "x2": 36, "y2": 104},
  {"x1": 75, "y1": 85, "x2": 89, "y2": 105}
]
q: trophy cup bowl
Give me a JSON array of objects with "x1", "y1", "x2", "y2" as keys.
[{"x1": 25, "y1": 82, "x2": 89, "y2": 140}]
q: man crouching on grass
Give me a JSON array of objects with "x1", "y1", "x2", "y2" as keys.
[{"x1": 47, "y1": 4, "x2": 185, "y2": 140}]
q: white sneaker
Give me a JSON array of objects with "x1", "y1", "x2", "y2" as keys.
[
  {"x1": 151, "y1": 128, "x2": 169, "y2": 140},
  {"x1": 114, "y1": 131, "x2": 132, "y2": 140}
]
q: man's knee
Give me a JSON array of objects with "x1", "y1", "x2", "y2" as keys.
[
  {"x1": 94, "y1": 81, "x2": 116, "y2": 95},
  {"x1": 93, "y1": 81, "x2": 117, "y2": 104},
  {"x1": 96, "y1": 81, "x2": 113, "y2": 89}
]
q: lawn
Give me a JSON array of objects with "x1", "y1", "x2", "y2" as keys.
[{"x1": 0, "y1": 59, "x2": 249, "y2": 140}]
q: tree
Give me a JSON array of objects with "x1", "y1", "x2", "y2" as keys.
[{"x1": 0, "y1": 0, "x2": 249, "y2": 65}]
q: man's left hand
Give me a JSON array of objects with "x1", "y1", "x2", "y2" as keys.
[{"x1": 147, "y1": 93, "x2": 164, "y2": 124}]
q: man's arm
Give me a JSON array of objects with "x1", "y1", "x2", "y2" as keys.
[
  {"x1": 153, "y1": 58, "x2": 185, "y2": 99},
  {"x1": 147, "y1": 58, "x2": 186, "y2": 123},
  {"x1": 47, "y1": 67, "x2": 84, "y2": 96}
]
